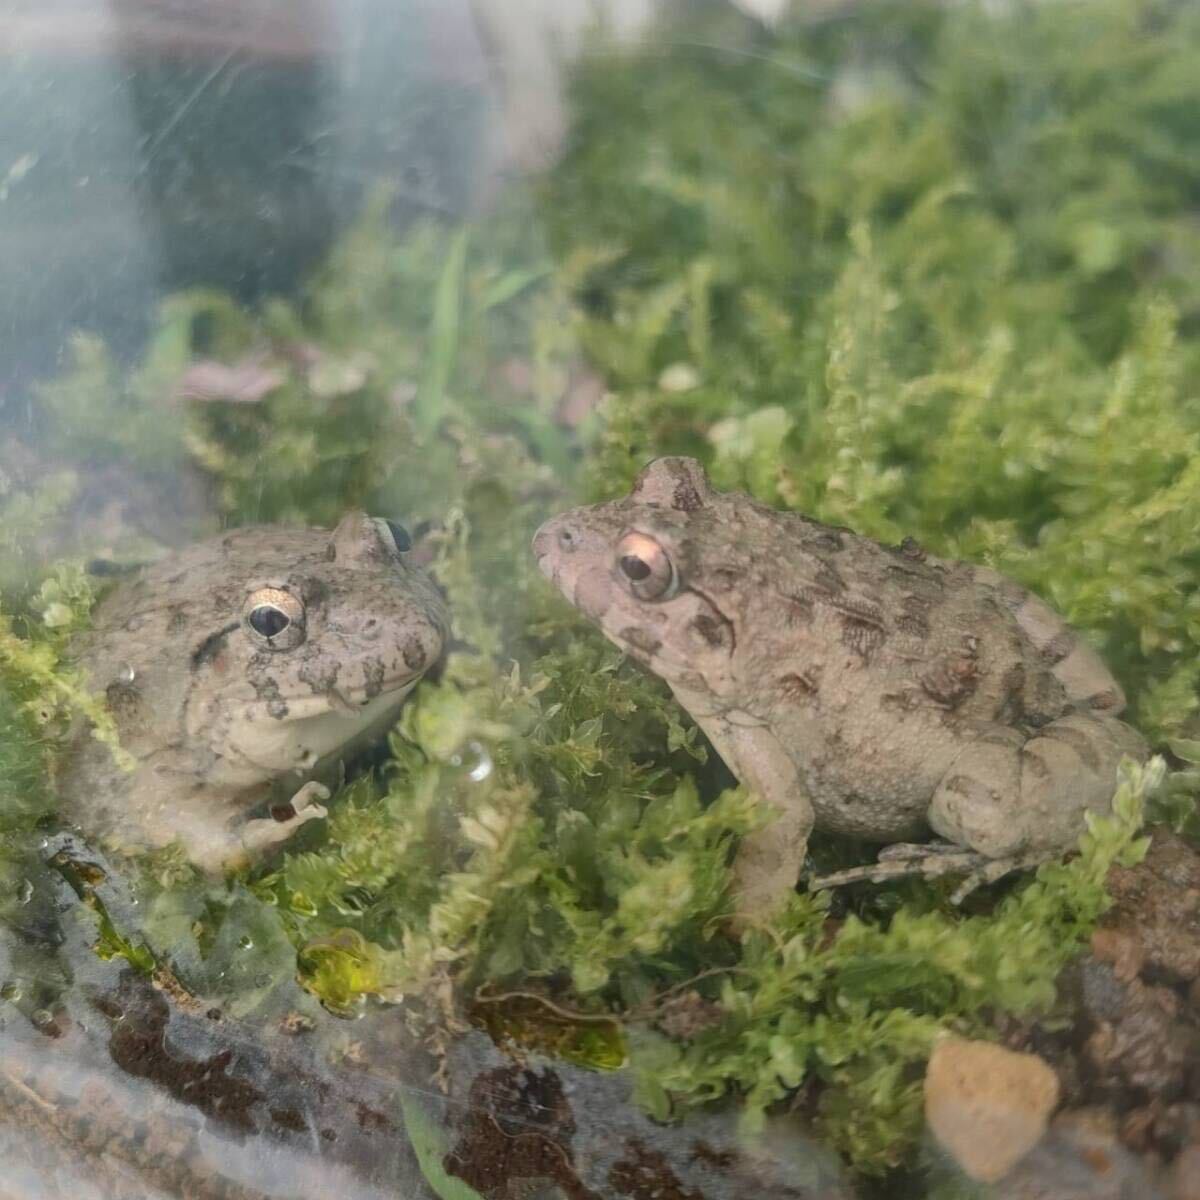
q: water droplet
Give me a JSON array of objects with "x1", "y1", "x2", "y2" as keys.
[
  {"x1": 1, "y1": 981, "x2": 22, "y2": 1002},
  {"x1": 238, "y1": 935, "x2": 254, "y2": 950},
  {"x1": 31, "y1": 1008, "x2": 54, "y2": 1029},
  {"x1": 117, "y1": 662, "x2": 136, "y2": 686},
  {"x1": 450, "y1": 740, "x2": 493, "y2": 783},
  {"x1": 15, "y1": 879, "x2": 33, "y2": 906}
]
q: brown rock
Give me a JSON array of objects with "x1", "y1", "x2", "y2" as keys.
[
  {"x1": 1081, "y1": 971, "x2": 1195, "y2": 1099},
  {"x1": 1092, "y1": 927, "x2": 1146, "y2": 982},
  {"x1": 993, "y1": 1108, "x2": 1168, "y2": 1200},
  {"x1": 925, "y1": 1036, "x2": 1061, "y2": 1183},
  {"x1": 1102, "y1": 831, "x2": 1200, "y2": 985}
]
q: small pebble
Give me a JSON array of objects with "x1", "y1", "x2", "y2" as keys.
[{"x1": 925, "y1": 1036, "x2": 1061, "y2": 1183}]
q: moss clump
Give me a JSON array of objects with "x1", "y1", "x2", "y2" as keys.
[{"x1": 0, "y1": 565, "x2": 132, "y2": 784}]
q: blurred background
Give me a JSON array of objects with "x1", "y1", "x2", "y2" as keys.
[{"x1": 0, "y1": 0, "x2": 789, "y2": 392}]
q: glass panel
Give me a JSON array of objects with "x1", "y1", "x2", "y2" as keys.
[{"x1": 2, "y1": 3, "x2": 1197, "y2": 1198}]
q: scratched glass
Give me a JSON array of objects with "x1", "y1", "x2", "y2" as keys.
[{"x1": 2, "y1": 3, "x2": 1198, "y2": 1199}]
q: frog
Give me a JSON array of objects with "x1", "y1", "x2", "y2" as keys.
[
  {"x1": 533, "y1": 457, "x2": 1148, "y2": 923},
  {"x1": 57, "y1": 511, "x2": 449, "y2": 871}
]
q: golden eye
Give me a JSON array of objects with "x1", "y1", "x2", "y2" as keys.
[
  {"x1": 614, "y1": 532, "x2": 677, "y2": 601},
  {"x1": 244, "y1": 587, "x2": 306, "y2": 650}
]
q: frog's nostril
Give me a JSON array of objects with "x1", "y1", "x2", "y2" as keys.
[
  {"x1": 532, "y1": 522, "x2": 559, "y2": 560},
  {"x1": 557, "y1": 526, "x2": 578, "y2": 552}
]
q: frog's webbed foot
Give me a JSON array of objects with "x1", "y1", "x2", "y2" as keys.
[
  {"x1": 808, "y1": 841, "x2": 1052, "y2": 904},
  {"x1": 238, "y1": 781, "x2": 330, "y2": 856}
]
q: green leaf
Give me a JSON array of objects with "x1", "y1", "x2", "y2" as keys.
[
  {"x1": 398, "y1": 1094, "x2": 486, "y2": 1200},
  {"x1": 416, "y1": 228, "x2": 470, "y2": 434}
]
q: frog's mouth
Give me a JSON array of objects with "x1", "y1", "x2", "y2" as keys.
[
  {"x1": 225, "y1": 677, "x2": 422, "y2": 776},
  {"x1": 261, "y1": 675, "x2": 422, "y2": 723},
  {"x1": 323, "y1": 680, "x2": 412, "y2": 717}
]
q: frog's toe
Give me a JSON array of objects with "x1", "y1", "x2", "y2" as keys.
[
  {"x1": 809, "y1": 841, "x2": 1054, "y2": 900},
  {"x1": 808, "y1": 847, "x2": 989, "y2": 892},
  {"x1": 237, "y1": 784, "x2": 332, "y2": 857},
  {"x1": 289, "y1": 780, "x2": 331, "y2": 819},
  {"x1": 810, "y1": 844, "x2": 1055, "y2": 902},
  {"x1": 876, "y1": 839, "x2": 966, "y2": 863},
  {"x1": 946, "y1": 849, "x2": 1053, "y2": 904}
]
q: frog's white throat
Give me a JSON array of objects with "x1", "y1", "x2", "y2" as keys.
[{"x1": 224, "y1": 678, "x2": 419, "y2": 777}]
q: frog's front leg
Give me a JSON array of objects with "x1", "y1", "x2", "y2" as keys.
[
  {"x1": 812, "y1": 711, "x2": 1147, "y2": 902},
  {"x1": 161, "y1": 781, "x2": 332, "y2": 873},
  {"x1": 236, "y1": 781, "x2": 331, "y2": 859},
  {"x1": 700, "y1": 712, "x2": 814, "y2": 927}
]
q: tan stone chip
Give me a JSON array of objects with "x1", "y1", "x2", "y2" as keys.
[{"x1": 924, "y1": 1035, "x2": 1061, "y2": 1183}]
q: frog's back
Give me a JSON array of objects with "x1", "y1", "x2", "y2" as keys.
[
  {"x1": 738, "y1": 520, "x2": 1123, "y2": 840},
  {"x1": 752, "y1": 513, "x2": 1123, "y2": 718}
]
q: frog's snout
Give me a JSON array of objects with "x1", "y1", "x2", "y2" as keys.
[{"x1": 532, "y1": 516, "x2": 579, "y2": 579}]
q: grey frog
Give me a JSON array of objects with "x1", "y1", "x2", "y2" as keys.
[
  {"x1": 534, "y1": 457, "x2": 1147, "y2": 923},
  {"x1": 58, "y1": 512, "x2": 448, "y2": 870}
]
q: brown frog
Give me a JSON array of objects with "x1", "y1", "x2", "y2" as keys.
[
  {"x1": 58, "y1": 512, "x2": 448, "y2": 870},
  {"x1": 533, "y1": 457, "x2": 1148, "y2": 922}
]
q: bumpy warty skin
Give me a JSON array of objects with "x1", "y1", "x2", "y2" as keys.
[
  {"x1": 58, "y1": 512, "x2": 449, "y2": 870},
  {"x1": 534, "y1": 457, "x2": 1148, "y2": 920}
]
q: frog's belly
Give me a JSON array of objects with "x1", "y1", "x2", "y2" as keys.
[
  {"x1": 797, "y1": 729, "x2": 957, "y2": 842},
  {"x1": 808, "y1": 783, "x2": 931, "y2": 841}
]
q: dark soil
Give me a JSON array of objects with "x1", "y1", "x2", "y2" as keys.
[{"x1": 997, "y1": 829, "x2": 1200, "y2": 1199}]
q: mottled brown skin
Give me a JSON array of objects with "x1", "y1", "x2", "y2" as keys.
[
  {"x1": 59, "y1": 512, "x2": 449, "y2": 870},
  {"x1": 534, "y1": 458, "x2": 1148, "y2": 921}
]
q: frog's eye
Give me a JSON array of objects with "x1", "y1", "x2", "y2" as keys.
[
  {"x1": 614, "y1": 532, "x2": 677, "y2": 601},
  {"x1": 243, "y1": 587, "x2": 306, "y2": 650},
  {"x1": 382, "y1": 520, "x2": 412, "y2": 553}
]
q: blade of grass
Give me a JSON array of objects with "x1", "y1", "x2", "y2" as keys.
[{"x1": 416, "y1": 228, "x2": 470, "y2": 435}]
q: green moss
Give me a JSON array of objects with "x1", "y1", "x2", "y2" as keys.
[
  {"x1": 472, "y1": 991, "x2": 628, "y2": 1071},
  {"x1": 0, "y1": 564, "x2": 132, "y2": 786},
  {"x1": 636, "y1": 760, "x2": 1154, "y2": 1170}
]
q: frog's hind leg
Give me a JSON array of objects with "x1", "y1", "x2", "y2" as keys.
[
  {"x1": 880, "y1": 840, "x2": 1055, "y2": 903},
  {"x1": 810, "y1": 710, "x2": 1146, "y2": 903},
  {"x1": 978, "y1": 567, "x2": 1128, "y2": 716},
  {"x1": 925, "y1": 711, "x2": 1146, "y2": 893},
  {"x1": 808, "y1": 843, "x2": 1050, "y2": 902}
]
